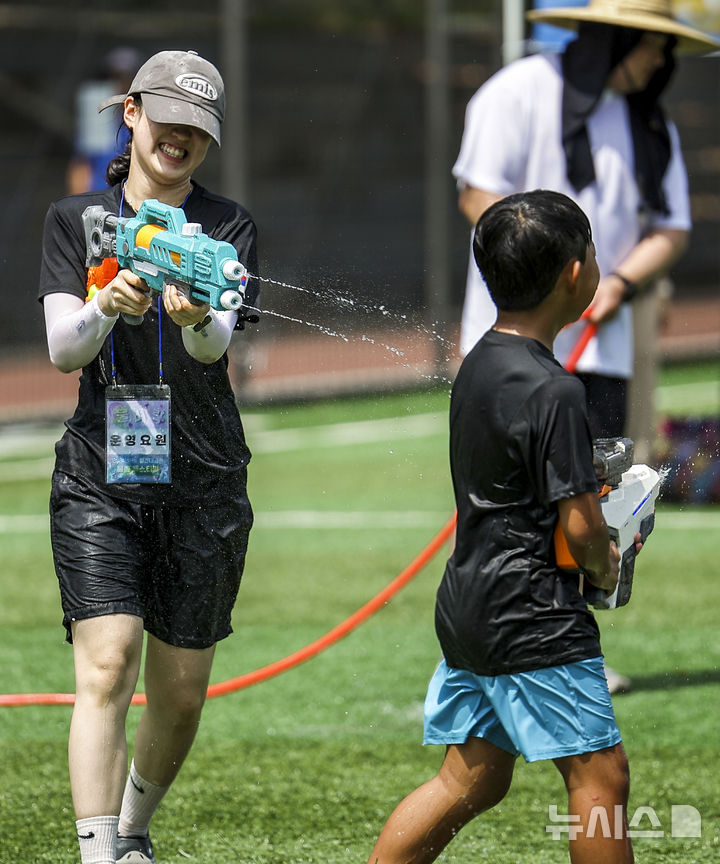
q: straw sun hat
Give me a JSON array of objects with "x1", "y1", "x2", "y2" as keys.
[{"x1": 527, "y1": 0, "x2": 720, "y2": 52}]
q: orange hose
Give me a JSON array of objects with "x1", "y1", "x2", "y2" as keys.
[
  {"x1": 0, "y1": 513, "x2": 457, "y2": 708},
  {"x1": 564, "y1": 309, "x2": 596, "y2": 374}
]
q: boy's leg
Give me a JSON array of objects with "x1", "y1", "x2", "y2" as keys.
[
  {"x1": 366, "y1": 736, "x2": 516, "y2": 864},
  {"x1": 554, "y1": 743, "x2": 633, "y2": 864}
]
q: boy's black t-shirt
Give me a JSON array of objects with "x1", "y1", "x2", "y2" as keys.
[
  {"x1": 435, "y1": 329, "x2": 602, "y2": 676},
  {"x1": 37, "y1": 183, "x2": 259, "y2": 506}
]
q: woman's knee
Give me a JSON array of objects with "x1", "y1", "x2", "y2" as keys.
[
  {"x1": 72, "y1": 617, "x2": 142, "y2": 705},
  {"x1": 147, "y1": 680, "x2": 207, "y2": 727}
]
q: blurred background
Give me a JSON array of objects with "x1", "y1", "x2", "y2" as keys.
[{"x1": 0, "y1": 0, "x2": 718, "y2": 419}]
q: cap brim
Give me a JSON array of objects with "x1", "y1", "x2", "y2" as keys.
[
  {"x1": 526, "y1": 9, "x2": 720, "y2": 53},
  {"x1": 141, "y1": 93, "x2": 221, "y2": 147},
  {"x1": 97, "y1": 91, "x2": 222, "y2": 147},
  {"x1": 97, "y1": 93, "x2": 126, "y2": 112}
]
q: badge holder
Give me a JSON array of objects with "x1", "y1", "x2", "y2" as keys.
[{"x1": 105, "y1": 297, "x2": 171, "y2": 484}]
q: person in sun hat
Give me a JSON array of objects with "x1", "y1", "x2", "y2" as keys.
[
  {"x1": 39, "y1": 49, "x2": 259, "y2": 864},
  {"x1": 451, "y1": 1, "x2": 718, "y2": 697},
  {"x1": 455, "y1": 0, "x2": 719, "y2": 399}
]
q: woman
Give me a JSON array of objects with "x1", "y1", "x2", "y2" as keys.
[{"x1": 38, "y1": 50, "x2": 258, "y2": 864}]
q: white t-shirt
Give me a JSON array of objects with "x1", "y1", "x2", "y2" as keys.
[{"x1": 453, "y1": 53, "x2": 691, "y2": 375}]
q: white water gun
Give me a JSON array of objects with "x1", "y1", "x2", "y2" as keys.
[{"x1": 555, "y1": 438, "x2": 662, "y2": 609}]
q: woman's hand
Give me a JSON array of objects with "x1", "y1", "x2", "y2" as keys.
[
  {"x1": 162, "y1": 283, "x2": 211, "y2": 328},
  {"x1": 586, "y1": 273, "x2": 627, "y2": 325},
  {"x1": 97, "y1": 269, "x2": 153, "y2": 319}
]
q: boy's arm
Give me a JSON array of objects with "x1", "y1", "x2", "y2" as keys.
[{"x1": 557, "y1": 493, "x2": 620, "y2": 592}]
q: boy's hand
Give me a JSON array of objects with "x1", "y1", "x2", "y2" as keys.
[
  {"x1": 600, "y1": 532, "x2": 643, "y2": 596},
  {"x1": 602, "y1": 540, "x2": 621, "y2": 596},
  {"x1": 632, "y1": 531, "x2": 644, "y2": 555}
]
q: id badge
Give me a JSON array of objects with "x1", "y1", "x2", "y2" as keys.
[{"x1": 106, "y1": 385, "x2": 171, "y2": 484}]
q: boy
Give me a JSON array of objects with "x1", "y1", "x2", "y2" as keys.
[{"x1": 366, "y1": 190, "x2": 637, "y2": 864}]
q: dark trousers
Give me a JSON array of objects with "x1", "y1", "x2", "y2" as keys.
[{"x1": 576, "y1": 372, "x2": 628, "y2": 440}]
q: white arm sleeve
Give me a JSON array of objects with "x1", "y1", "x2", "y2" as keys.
[
  {"x1": 181, "y1": 308, "x2": 238, "y2": 363},
  {"x1": 44, "y1": 292, "x2": 118, "y2": 373}
]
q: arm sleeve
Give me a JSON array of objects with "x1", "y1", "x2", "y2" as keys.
[
  {"x1": 181, "y1": 308, "x2": 238, "y2": 363},
  {"x1": 44, "y1": 292, "x2": 118, "y2": 372}
]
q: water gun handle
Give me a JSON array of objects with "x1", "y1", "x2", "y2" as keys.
[{"x1": 122, "y1": 311, "x2": 146, "y2": 327}]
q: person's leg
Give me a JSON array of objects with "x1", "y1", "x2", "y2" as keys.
[
  {"x1": 131, "y1": 634, "x2": 215, "y2": 786},
  {"x1": 116, "y1": 633, "x2": 216, "y2": 854},
  {"x1": 554, "y1": 743, "x2": 633, "y2": 864},
  {"x1": 68, "y1": 614, "x2": 144, "y2": 864},
  {"x1": 366, "y1": 737, "x2": 516, "y2": 864},
  {"x1": 69, "y1": 614, "x2": 145, "y2": 818}
]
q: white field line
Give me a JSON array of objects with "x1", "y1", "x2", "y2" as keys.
[
  {"x1": 0, "y1": 457, "x2": 56, "y2": 483},
  {"x1": 0, "y1": 514, "x2": 50, "y2": 533},
  {"x1": 248, "y1": 412, "x2": 447, "y2": 453},
  {"x1": 656, "y1": 379, "x2": 719, "y2": 413},
  {"x1": 253, "y1": 510, "x2": 450, "y2": 528},
  {"x1": 0, "y1": 509, "x2": 717, "y2": 534},
  {"x1": 0, "y1": 412, "x2": 448, "y2": 482},
  {"x1": 0, "y1": 378, "x2": 714, "y2": 461}
]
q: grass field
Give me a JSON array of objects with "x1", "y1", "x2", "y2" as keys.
[{"x1": 1, "y1": 363, "x2": 719, "y2": 864}]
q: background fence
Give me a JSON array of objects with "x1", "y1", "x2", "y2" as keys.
[{"x1": 0, "y1": 0, "x2": 718, "y2": 422}]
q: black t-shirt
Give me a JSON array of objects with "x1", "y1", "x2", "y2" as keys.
[
  {"x1": 37, "y1": 183, "x2": 259, "y2": 506},
  {"x1": 435, "y1": 330, "x2": 602, "y2": 676}
]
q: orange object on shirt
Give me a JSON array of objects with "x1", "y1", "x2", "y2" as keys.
[{"x1": 86, "y1": 257, "x2": 119, "y2": 301}]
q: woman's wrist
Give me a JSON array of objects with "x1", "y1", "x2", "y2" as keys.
[
  {"x1": 92, "y1": 290, "x2": 119, "y2": 319},
  {"x1": 94, "y1": 287, "x2": 119, "y2": 318},
  {"x1": 608, "y1": 271, "x2": 639, "y2": 302}
]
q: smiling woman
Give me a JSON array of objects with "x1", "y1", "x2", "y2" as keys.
[{"x1": 36, "y1": 49, "x2": 260, "y2": 864}]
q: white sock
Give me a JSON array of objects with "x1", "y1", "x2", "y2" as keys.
[
  {"x1": 76, "y1": 815, "x2": 119, "y2": 864},
  {"x1": 118, "y1": 760, "x2": 170, "y2": 838}
]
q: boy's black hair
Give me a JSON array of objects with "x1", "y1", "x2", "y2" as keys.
[{"x1": 472, "y1": 189, "x2": 592, "y2": 312}]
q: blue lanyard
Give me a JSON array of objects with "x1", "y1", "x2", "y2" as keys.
[{"x1": 108, "y1": 185, "x2": 191, "y2": 386}]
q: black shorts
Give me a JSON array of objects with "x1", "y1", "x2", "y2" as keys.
[{"x1": 49, "y1": 471, "x2": 253, "y2": 649}]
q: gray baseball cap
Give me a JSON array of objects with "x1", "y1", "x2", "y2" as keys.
[{"x1": 98, "y1": 50, "x2": 225, "y2": 146}]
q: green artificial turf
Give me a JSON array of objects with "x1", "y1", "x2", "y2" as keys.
[{"x1": 1, "y1": 372, "x2": 718, "y2": 863}]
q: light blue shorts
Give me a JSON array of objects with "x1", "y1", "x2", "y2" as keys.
[{"x1": 423, "y1": 657, "x2": 621, "y2": 762}]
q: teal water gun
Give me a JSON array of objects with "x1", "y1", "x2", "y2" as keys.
[{"x1": 82, "y1": 199, "x2": 248, "y2": 325}]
